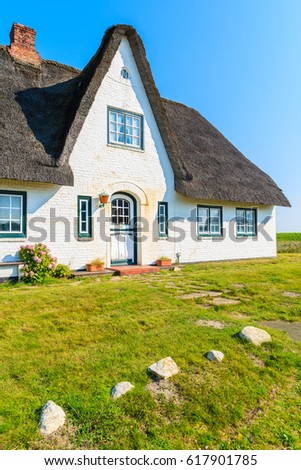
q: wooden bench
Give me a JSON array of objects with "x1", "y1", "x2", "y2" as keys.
[{"x1": 0, "y1": 261, "x2": 24, "y2": 281}]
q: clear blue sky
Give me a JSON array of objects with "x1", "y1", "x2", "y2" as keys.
[{"x1": 1, "y1": 0, "x2": 300, "y2": 231}]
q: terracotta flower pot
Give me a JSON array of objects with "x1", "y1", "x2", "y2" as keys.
[
  {"x1": 156, "y1": 259, "x2": 172, "y2": 267},
  {"x1": 86, "y1": 263, "x2": 104, "y2": 272},
  {"x1": 99, "y1": 194, "x2": 109, "y2": 205}
]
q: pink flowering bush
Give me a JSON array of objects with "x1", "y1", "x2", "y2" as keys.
[{"x1": 19, "y1": 243, "x2": 60, "y2": 284}]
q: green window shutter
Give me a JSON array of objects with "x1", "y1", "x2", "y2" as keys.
[
  {"x1": 158, "y1": 202, "x2": 168, "y2": 237},
  {"x1": 78, "y1": 196, "x2": 92, "y2": 238}
]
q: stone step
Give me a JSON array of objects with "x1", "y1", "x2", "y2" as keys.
[{"x1": 108, "y1": 265, "x2": 160, "y2": 276}]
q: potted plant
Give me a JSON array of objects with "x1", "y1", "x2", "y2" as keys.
[
  {"x1": 86, "y1": 257, "x2": 105, "y2": 272},
  {"x1": 156, "y1": 256, "x2": 172, "y2": 267},
  {"x1": 99, "y1": 193, "x2": 109, "y2": 207}
]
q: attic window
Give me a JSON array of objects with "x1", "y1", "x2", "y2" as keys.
[
  {"x1": 121, "y1": 68, "x2": 130, "y2": 79},
  {"x1": 108, "y1": 108, "x2": 143, "y2": 149}
]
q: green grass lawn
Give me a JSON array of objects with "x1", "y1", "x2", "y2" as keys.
[{"x1": 1, "y1": 254, "x2": 301, "y2": 450}]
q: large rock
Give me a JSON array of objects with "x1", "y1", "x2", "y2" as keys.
[
  {"x1": 206, "y1": 350, "x2": 224, "y2": 362},
  {"x1": 111, "y1": 381, "x2": 134, "y2": 399},
  {"x1": 39, "y1": 400, "x2": 66, "y2": 435},
  {"x1": 239, "y1": 326, "x2": 271, "y2": 346},
  {"x1": 148, "y1": 357, "x2": 179, "y2": 379}
]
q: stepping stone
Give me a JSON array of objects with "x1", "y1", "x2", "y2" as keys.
[
  {"x1": 211, "y1": 298, "x2": 241, "y2": 306},
  {"x1": 239, "y1": 326, "x2": 271, "y2": 346},
  {"x1": 148, "y1": 357, "x2": 179, "y2": 379},
  {"x1": 145, "y1": 379, "x2": 180, "y2": 403},
  {"x1": 206, "y1": 350, "x2": 224, "y2": 362},
  {"x1": 282, "y1": 291, "x2": 300, "y2": 298},
  {"x1": 111, "y1": 381, "x2": 134, "y2": 399},
  {"x1": 232, "y1": 283, "x2": 246, "y2": 289},
  {"x1": 179, "y1": 291, "x2": 222, "y2": 299},
  {"x1": 196, "y1": 319, "x2": 225, "y2": 329},
  {"x1": 39, "y1": 401, "x2": 66, "y2": 436}
]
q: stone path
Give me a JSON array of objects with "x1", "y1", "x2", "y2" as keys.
[
  {"x1": 196, "y1": 319, "x2": 225, "y2": 329},
  {"x1": 259, "y1": 320, "x2": 301, "y2": 342}
]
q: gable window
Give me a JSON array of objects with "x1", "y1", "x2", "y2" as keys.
[
  {"x1": 78, "y1": 196, "x2": 92, "y2": 238},
  {"x1": 236, "y1": 208, "x2": 257, "y2": 236},
  {"x1": 108, "y1": 108, "x2": 143, "y2": 149},
  {"x1": 197, "y1": 205, "x2": 222, "y2": 236},
  {"x1": 0, "y1": 191, "x2": 26, "y2": 238},
  {"x1": 158, "y1": 202, "x2": 168, "y2": 237}
]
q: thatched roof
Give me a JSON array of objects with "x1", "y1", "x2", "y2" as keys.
[{"x1": 0, "y1": 25, "x2": 290, "y2": 206}]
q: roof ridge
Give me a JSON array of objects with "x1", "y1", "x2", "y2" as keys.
[{"x1": 43, "y1": 59, "x2": 80, "y2": 74}]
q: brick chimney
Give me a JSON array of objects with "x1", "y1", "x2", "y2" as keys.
[{"x1": 7, "y1": 22, "x2": 41, "y2": 66}]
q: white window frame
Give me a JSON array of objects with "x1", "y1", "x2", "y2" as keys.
[
  {"x1": 236, "y1": 208, "x2": 257, "y2": 237},
  {"x1": 0, "y1": 192, "x2": 26, "y2": 238},
  {"x1": 108, "y1": 108, "x2": 143, "y2": 149},
  {"x1": 197, "y1": 205, "x2": 222, "y2": 236}
]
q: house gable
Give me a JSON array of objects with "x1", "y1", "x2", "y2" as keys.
[{"x1": 69, "y1": 37, "x2": 174, "y2": 200}]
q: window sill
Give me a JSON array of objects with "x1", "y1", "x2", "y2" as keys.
[
  {"x1": 76, "y1": 237, "x2": 93, "y2": 241},
  {"x1": 236, "y1": 235, "x2": 258, "y2": 239},
  {"x1": 158, "y1": 236, "x2": 168, "y2": 241},
  {"x1": 198, "y1": 235, "x2": 223, "y2": 239},
  {"x1": 107, "y1": 143, "x2": 144, "y2": 153},
  {"x1": 0, "y1": 237, "x2": 26, "y2": 242}
]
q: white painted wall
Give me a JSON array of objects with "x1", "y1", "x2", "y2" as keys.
[{"x1": 0, "y1": 39, "x2": 277, "y2": 275}]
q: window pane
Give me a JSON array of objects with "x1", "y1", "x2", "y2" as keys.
[
  {"x1": 0, "y1": 196, "x2": 10, "y2": 208},
  {"x1": 11, "y1": 208, "x2": 21, "y2": 220},
  {"x1": 126, "y1": 116, "x2": 132, "y2": 125},
  {"x1": 210, "y1": 208, "x2": 220, "y2": 234},
  {"x1": 133, "y1": 137, "x2": 140, "y2": 146},
  {"x1": 110, "y1": 112, "x2": 117, "y2": 121},
  {"x1": 133, "y1": 118, "x2": 140, "y2": 127},
  {"x1": 117, "y1": 114, "x2": 124, "y2": 123},
  {"x1": 198, "y1": 208, "x2": 209, "y2": 233},
  {"x1": 11, "y1": 197, "x2": 22, "y2": 208},
  {"x1": 133, "y1": 128, "x2": 140, "y2": 137},
  {"x1": 126, "y1": 126, "x2": 133, "y2": 135},
  {"x1": 0, "y1": 221, "x2": 10, "y2": 231},
  {"x1": 0, "y1": 208, "x2": 10, "y2": 219},
  {"x1": 110, "y1": 122, "x2": 117, "y2": 131},
  {"x1": 237, "y1": 210, "x2": 246, "y2": 234},
  {"x1": 11, "y1": 221, "x2": 21, "y2": 232},
  {"x1": 118, "y1": 134, "x2": 124, "y2": 143},
  {"x1": 81, "y1": 222, "x2": 87, "y2": 232},
  {"x1": 80, "y1": 200, "x2": 87, "y2": 211},
  {"x1": 126, "y1": 135, "x2": 133, "y2": 144},
  {"x1": 110, "y1": 132, "x2": 117, "y2": 142}
]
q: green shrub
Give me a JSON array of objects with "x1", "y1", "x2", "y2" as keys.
[{"x1": 53, "y1": 263, "x2": 72, "y2": 278}]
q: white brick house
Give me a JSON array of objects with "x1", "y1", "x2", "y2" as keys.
[{"x1": 0, "y1": 23, "x2": 290, "y2": 278}]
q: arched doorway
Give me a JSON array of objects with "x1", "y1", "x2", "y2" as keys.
[{"x1": 110, "y1": 193, "x2": 137, "y2": 265}]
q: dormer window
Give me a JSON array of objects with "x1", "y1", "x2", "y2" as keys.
[{"x1": 108, "y1": 108, "x2": 143, "y2": 149}]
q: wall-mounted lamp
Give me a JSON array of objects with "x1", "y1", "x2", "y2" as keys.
[{"x1": 99, "y1": 193, "x2": 109, "y2": 208}]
